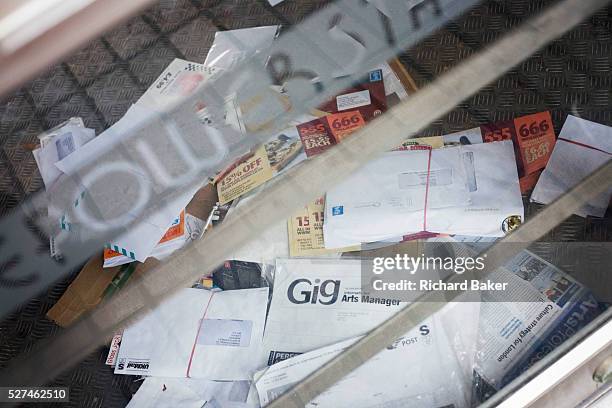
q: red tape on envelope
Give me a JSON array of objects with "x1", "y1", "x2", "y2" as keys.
[
  {"x1": 186, "y1": 291, "x2": 215, "y2": 378},
  {"x1": 422, "y1": 146, "x2": 433, "y2": 232},
  {"x1": 402, "y1": 145, "x2": 433, "y2": 234},
  {"x1": 557, "y1": 137, "x2": 611, "y2": 155}
]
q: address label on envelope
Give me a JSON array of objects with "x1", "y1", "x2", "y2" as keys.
[
  {"x1": 197, "y1": 319, "x2": 253, "y2": 347},
  {"x1": 55, "y1": 132, "x2": 76, "y2": 160},
  {"x1": 336, "y1": 89, "x2": 371, "y2": 111},
  {"x1": 398, "y1": 168, "x2": 453, "y2": 188}
]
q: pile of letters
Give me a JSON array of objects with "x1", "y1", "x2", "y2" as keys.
[{"x1": 33, "y1": 25, "x2": 611, "y2": 407}]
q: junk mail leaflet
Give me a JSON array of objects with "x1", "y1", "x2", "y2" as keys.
[
  {"x1": 216, "y1": 126, "x2": 304, "y2": 204},
  {"x1": 481, "y1": 111, "x2": 556, "y2": 192},
  {"x1": 297, "y1": 111, "x2": 365, "y2": 157},
  {"x1": 317, "y1": 69, "x2": 387, "y2": 121},
  {"x1": 217, "y1": 145, "x2": 274, "y2": 205},
  {"x1": 105, "y1": 333, "x2": 122, "y2": 366},
  {"x1": 115, "y1": 287, "x2": 269, "y2": 380},
  {"x1": 443, "y1": 111, "x2": 556, "y2": 192},
  {"x1": 287, "y1": 197, "x2": 360, "y2": 257},
  {"x1": 263, "y1": 259, "x2": 404, "y2": 365}
]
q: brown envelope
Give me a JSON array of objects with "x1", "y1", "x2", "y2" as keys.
[{"x1": 46, "y1": 254, "x2": 120, "y2": 327}]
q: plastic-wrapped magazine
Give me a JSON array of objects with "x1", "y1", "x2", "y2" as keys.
[
  {"x1": 255, "y1": 301, "x2": 479, "y2": 408},
  {"x1": 446, "y1": 238, "x2": 604, "y2": 402}
]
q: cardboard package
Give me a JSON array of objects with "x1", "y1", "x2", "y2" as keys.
[{"x1": 46, "y1": 255, "x2": 121, "y2": 327}]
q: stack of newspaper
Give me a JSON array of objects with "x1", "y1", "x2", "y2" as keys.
[{"x1": 32, "y1": 24, "x2": 610, "y2": 408}]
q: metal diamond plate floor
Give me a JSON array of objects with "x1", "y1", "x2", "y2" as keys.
[{"x1": 0, "y1": 0, "x2": 611, "y2": 407}]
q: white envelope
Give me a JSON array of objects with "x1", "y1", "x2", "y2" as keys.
[
  {"x1": 204, "y1": 26, "x2": 280, "y2": 71},
  {"x1": 126, "y1": 377, "x2": 251, "y2": 408},
  {"x1": 33, "y1": 126, "x2": 95, "y2": 190},
  {"x1": 49, "y1": 58, "x2": 233, "y2": 261},
  {"x1": 54, "y1": 105, "x2": 201, "y2": 262},
  {"x1": 263, "y1": 258, "x2": 404, "y2": 365},
  {"x1": 324, "y1": 141, "x2": 523, "y2": 248},
  {"x1": 256, "y1": 302, "x2": 479, "y2": 408},
  {"x1": 442, "y1": 127, "x2": 484, "y2": 146},
  {"x1": 531, "y1": 115, "x2": 612, "y2": 217},
  {"x1": 102, "y1": 211, "x2": 197, "y2": 267},
  {"x1": 137, "y1": 58, "x2": 220, "y2": 112},
  {"x1": 115, "y1": 287, "x2": 269, "y2": 380},
  {"x1": 54, "y1": 105, "x2": 155, "y2": 176}
]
